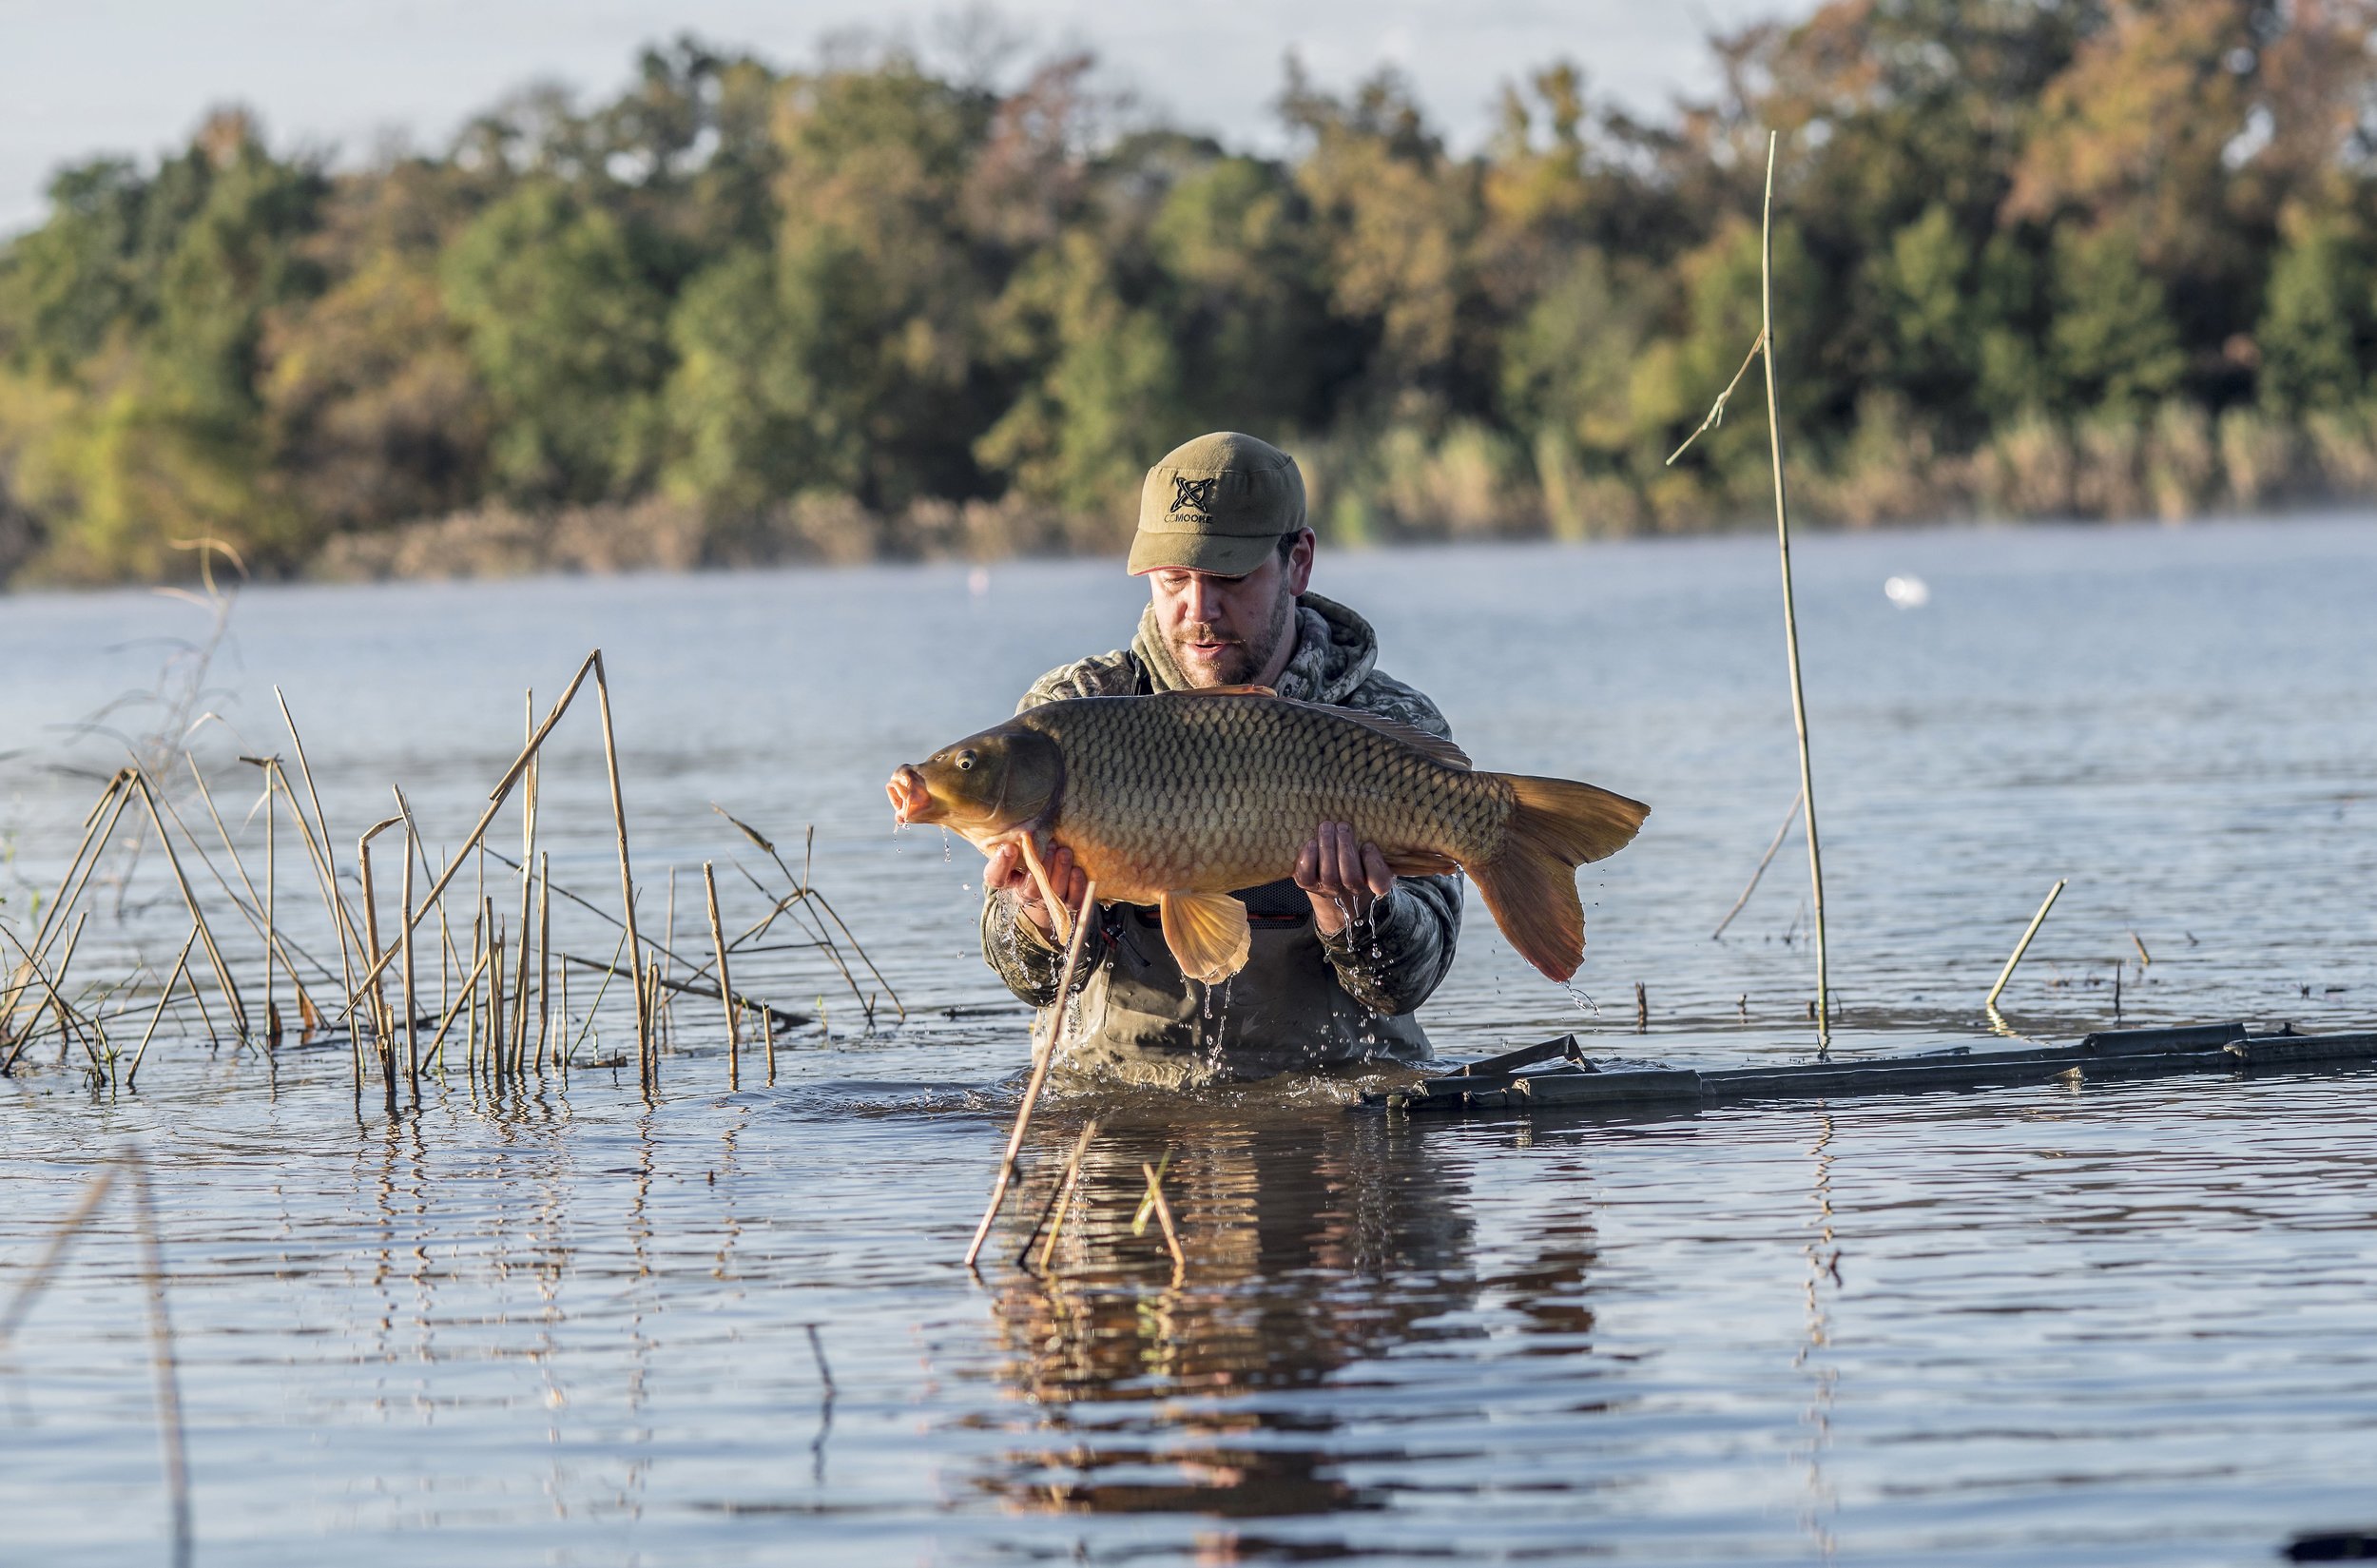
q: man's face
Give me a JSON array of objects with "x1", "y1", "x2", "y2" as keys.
[{"x1": 1145, "y1": 532, "x2": 1315, "y2": 688}]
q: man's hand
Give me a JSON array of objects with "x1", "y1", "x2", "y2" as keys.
[
  {"x1": 1295, "y1": 822, "x2": 1396, "y2": 938},
  {"x1": 985, "y1": 840, "x2": 1088, "y2": 938}
]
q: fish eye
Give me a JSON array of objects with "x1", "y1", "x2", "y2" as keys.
[{"x1": 955, "y1": 749, "x2": 976, "y2": 771}]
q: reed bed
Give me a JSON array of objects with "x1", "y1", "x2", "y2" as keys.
[{"x1": 0, "y1": 647, "x2": 898, "y2": 1110}]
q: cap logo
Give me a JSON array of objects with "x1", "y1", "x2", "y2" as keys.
[{"x1": 1168, "y1": 475, "x2": 1218, "y2": 517}]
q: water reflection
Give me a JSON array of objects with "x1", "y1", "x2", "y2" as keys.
[{"x1": 973, "y1": 1109, "x2": 1481, "y2": 1520}]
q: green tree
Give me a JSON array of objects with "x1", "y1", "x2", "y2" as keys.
[
  {"x1": 2047, "y1": 221, "x2": 2186, "y2": 413},
  {"x1": 2256, "y1": 210, "x2": 2371, "y2": 416},
  {"x1": 441, "y1": 181, "x2": 670, "y2": 502}
]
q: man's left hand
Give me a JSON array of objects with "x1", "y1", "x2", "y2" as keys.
[{"x1": 1294, "y1": 821, "x2": 1396, "y2": 937}]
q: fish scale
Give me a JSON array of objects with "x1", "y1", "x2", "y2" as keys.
[
  {"x1": 1018, "y1": 693, "x2": 1506, "y2": 903},
  {"x1": 889, "y1": 687, "x2": 1648, "y2": 983}
]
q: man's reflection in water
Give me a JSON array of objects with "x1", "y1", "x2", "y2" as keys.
[{"x1": 971, "y1": 1105, "x2": 1541, "y2": 1525}]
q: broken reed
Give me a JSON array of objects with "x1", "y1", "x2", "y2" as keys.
[{"x1": 0, "y1": 648, "x2": 897, "y2": 1107}]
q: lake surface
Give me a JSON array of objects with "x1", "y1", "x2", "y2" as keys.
[{"x1": 3, "y1": 516, "x2": 2375, "y2": 1564}]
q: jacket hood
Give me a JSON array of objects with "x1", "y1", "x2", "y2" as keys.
[{"x1": 1131, "y1": 591, "x2": 1378, "y2": 704}]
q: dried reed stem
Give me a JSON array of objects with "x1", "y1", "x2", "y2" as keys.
[
  {"x1": 127, "y1": 776, "x2": 248, "y2": 1040},
  {"x1": 344, "y1": 650, "x2": 599, "y2": 1007},
  {"x1": 763, "y1": 1002, "x2": 777, "y2": 1087},
  {"x1": 5, "y1": 776, "x2": 131, "y2": 1043},
  {"x1": 401, "y1": 827, "x2": 420, "y2": 1107},
  {"x1": 1985, "y1": 879, "x2": 2067, "y2": 1014},
  {"x1": 1756, "y1": 131, "x2": 1831, "y2": 1049},
  {"x1": 512, "y1": 694, "x2": 537, "y2": 1071},
  {"x1": 1712, "y1": 791, "x2": 1803, "y2": 939},
  {"x1": 535, "y1": 853, "x2": 552, "y2": 1074},
  {"x1": 419, "y1": 945, "x2": 491, "y2": 1070},
  {"x1": 487, "y1": 900, "x2": 506, "y2": 1088},
  {"x1": 127, "y1": 930, "x2": 200, "y2": 1090},
  {"x1": 964, "y1": 879, "x2": 1098, "y2": 1269},
  {"x1": 21, "y1": 771, "x2": 131, "y2": 974},
  {"x1": 358, "y1": 816, "x2": 405, "y2": 1113},
  {"x1": 185, "y1": 759, "x2": 334, "y2": 997},
  {"x1": 704, "y1": 862, "x2": 739, "y2": 1090},
  {"x1": 589, "y1": 654, "x2": 650, "y2": 1086},
  {"x1": 274, "y1": 696, "x2": 364, "y2": 1035},
  {"x1": 556, "y1": 954, "x2": 806, "y2": 1029}
]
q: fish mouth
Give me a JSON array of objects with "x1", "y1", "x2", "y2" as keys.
[{"x1": 886, "y1": 765, "x2": 935, "y2": 824}]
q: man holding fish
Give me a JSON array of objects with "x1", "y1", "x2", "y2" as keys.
[{"x1": 888, "y1": 432, "x2": 1646, "y2": 1084}]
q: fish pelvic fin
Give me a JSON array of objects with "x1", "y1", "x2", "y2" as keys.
[
  {"x1": 1158, "y1": 889, "x2": 1253, "y2": 985},
  {"x1": 1382, "y1": 848, "x2": 1460, "y2": 878},
  {"x1": 1470, "y1": 776, "x2": 1651, "y2": 983}
]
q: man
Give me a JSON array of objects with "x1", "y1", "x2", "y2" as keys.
[{"x1": 979, "y1": 431, "x2": 1462, "y2": 1084}]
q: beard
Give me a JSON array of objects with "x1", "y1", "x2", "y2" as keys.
[{"x1": 1168, "y1": 593, "x2": 1295, "y2": 687}]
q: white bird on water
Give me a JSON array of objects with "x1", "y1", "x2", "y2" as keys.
[{"x1": 1884, "y1": 574, "x2": 1930, "y2": 609}]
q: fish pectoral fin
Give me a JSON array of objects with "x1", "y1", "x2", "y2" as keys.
[
  {"x1": 1158, "y1": 890, "x2": 1252, "y2": 984},
  {"x1": 1382, "y1": 848, "x2": 1460, "y2": 878}
]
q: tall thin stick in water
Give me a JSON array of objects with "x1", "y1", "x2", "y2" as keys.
[
  {"x1": 185, "y1": 759, "x2": 332, "y2": 997},
  {"x1": 401, "y1": 826, "x2": 420, "y2": 1107},
  {"x1": 419, "y1": 945, "x2": 491, "y2": 1071},
  {"x1": 512, "y1": 692, "x2": 536, "y2": 1069},
  {"x1": 704, "y1": 862, "x2": 739, "y2": 1091},
  {"x1": 487, "y1": 900, "x2": 506, "y2": 1089},
  {"x1": 127, "y1": 929, "x2": 199, "y2": 1090},
  {"x1": 589, "y1": 654, "x2": 650, "y2": 1079},
  {"x1": 128, "y1": 776, "x2": 247, "y2": 1040},
  {"x1": 262, "y1": 763, "x2": 277, "y2": 1049},
  {"x1": 964, "y1": 880, "x2": 1098, "y2": 1269},
  {"x1": 358, "y1": 816, "x2": 404, "y2": 1113},
  {"x1": 275, "y1": 693, "x2": 363, "y2": 1019},
  {"x1": 535, "y1": 853, "x2": 551, "y2": 1074},
  {"x1": 125, "y1": 1152, "x2": 193, "y2": 1568},
  {"x1": 1756, "y1": 131, "x2": 1831, "y2": 1048},
  {"x1": 763, "y1": 1002, "x2": 777, "y2": 1087},
  {"x1": 1985, "y1": 879, "x2": 2067, "y2": 1015},
  {"x1": 1712, "y1": 791, "x2": 1803, "y2": 939}
]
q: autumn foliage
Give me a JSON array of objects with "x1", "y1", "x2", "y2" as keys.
[{"x1": 4, "y1": 2, "x2": 2377, "y2": 584}]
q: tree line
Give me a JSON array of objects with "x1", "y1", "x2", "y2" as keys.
[{"x1": 4, "y1": 0, "x2": 2377, "y2": 585}]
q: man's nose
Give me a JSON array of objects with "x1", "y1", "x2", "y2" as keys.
[{"x1": 1185, "y1": 575, "x2": 1221, "y2": 625}]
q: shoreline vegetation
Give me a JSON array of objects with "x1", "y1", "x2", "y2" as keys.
[{"x1": 8, "y1": 1, "x2": 2377, "y2": 588}]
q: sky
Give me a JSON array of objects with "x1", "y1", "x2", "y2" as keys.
[{"x1": 0, "y1": 0, "x2": 1813, "y2": 236}]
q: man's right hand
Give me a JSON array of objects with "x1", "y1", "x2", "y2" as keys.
[{"x1": 984, "y1": 841, "x2": 1088, "y2": 938}]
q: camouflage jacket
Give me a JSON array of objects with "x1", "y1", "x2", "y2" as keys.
[{"x1": 979, "y1": 592, "x2": 1463, "y2": 1084}]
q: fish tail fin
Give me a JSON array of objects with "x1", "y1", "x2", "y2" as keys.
[{"x1": 1468, "y1": 776, "x2": 1650, "y2": 983}]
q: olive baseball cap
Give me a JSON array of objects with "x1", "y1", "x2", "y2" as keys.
[{"x1": 1128, "y1": 432, "x2": 1307, "y2": 576}]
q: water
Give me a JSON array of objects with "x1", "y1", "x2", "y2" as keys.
[{"x1": 4, "y1": 516, "x2": 2376, "y2": 1564}]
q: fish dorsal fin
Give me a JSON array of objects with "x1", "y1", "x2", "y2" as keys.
[
  {"x1": 1158, "y1": 890, "x2": 1253, "y2": 984},
  {"x1": 1324, "y1": 706, "x2": 1472, "y2": 769},
  {"x1": 1167, "y1": 685, "x2": 1469, "y2": 767}
]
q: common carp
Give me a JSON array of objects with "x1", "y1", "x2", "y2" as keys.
[{"x1": 886, "y1": 687, "x2": 1648, "y2": 986}]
